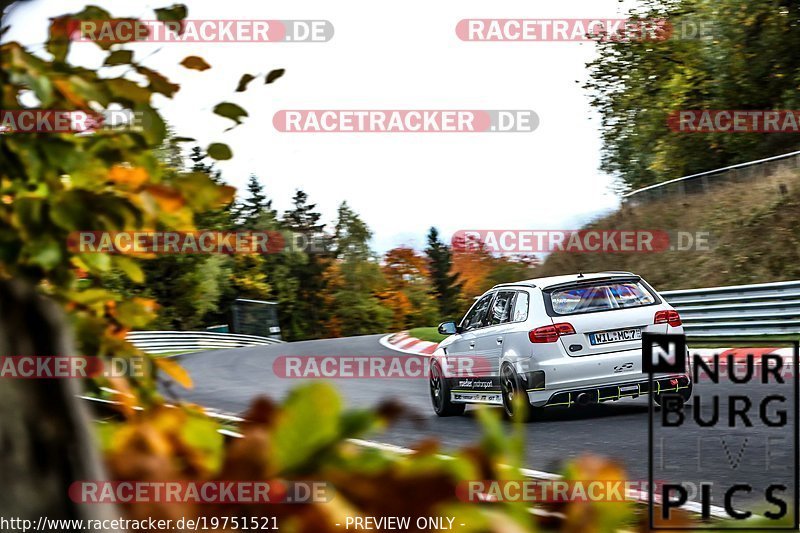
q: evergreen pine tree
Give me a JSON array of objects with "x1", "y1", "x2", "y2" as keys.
[
  {"x1": 237, "y1": 174, "x2": 276, "y2": 229},
  {"x1": 425, "y1": 227, "x2": 463, "y2": 317}
]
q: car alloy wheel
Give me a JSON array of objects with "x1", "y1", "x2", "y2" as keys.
[{"x1": 501, "y1": 364, "x2": 534, "y2": 422}]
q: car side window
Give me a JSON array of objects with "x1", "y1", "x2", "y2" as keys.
[
  {"x1": 461, "y1": 293, "x2": 494, "y2": 331},
  {"x1": 488, "y1": 291, "x2": 515, "y2": 325},
  {"x1": 512, "y1": 291, "x2": 529, "y2": 322}
]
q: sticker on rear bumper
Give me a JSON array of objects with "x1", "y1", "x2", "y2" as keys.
[{"x1": 452, "y1": 392, "x2": 502, "y2": 404}]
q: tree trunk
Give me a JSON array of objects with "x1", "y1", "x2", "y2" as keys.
[{"x1": 0, "y1": 279, "x2": 121, "y2": 531}]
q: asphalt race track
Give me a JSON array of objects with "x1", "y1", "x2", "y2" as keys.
[{"x1": 170, "y1": 334, "x2": 798, "y2": 512}]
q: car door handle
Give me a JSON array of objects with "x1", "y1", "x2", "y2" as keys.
[
  {"x1": 469, "y1": 342, "x2": 475, "y2": 349},
  {"x1": 496, "y1": 336, "x2": 503, "y2": 344}
]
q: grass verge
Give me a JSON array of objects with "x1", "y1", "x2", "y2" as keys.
[
  {"x1": 537, "y1": 167, "x2": 800, "y2": 290},
  {"x1": 407, "y1": 327, "x2": 447, "y2": 343}
]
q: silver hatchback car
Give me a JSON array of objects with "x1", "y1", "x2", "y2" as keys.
[{"x1": 429, "y1": 271, "x2": 692, "y2": 421}]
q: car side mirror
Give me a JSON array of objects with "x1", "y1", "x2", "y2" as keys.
[{"x1": 438, "y1": 321, "x2": 458, "y2": 335}]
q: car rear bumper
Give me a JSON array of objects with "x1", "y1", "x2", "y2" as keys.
[{"x1": 528, "y1": 374, "x2": 691, "y2": 407}]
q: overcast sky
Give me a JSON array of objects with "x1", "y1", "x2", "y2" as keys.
[{"x1": 5, "y1": 0, "x2": 640, "y2": 253}]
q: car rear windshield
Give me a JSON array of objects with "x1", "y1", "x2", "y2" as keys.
[{"x1": 547, "y1": 281, "x2": 657, "y2": 316}]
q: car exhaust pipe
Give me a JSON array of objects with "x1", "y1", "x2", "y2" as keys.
[{"x1": 576, "y1": 392, "x2": 595, "y2": 406}]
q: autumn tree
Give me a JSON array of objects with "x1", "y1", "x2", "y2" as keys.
[
  {"x1": 0, "y1": 2, "x2": 236, "y2": 524},
  {"x1": 451, "y1": 237, "x2": 495, "y2": 301},
  {"x1": 586, "y1": 0, "x2": 800, "y2": 190},
  {"x1": 322, "y1": 204, "x2": 391, "y2": 336},
  {"x1": 380, "y1": 247, "x2": 439, "y2": 330},
  {"x1": 451, "y1": 234, "x2": 539, "y2": 305}
]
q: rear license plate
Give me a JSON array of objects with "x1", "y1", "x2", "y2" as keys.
[{"x1": 590, "y1": 328, "x2": 642, "y2": 345}]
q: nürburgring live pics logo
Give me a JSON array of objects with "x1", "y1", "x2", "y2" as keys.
[{"x1": 645, "y1": 334, "x2": 799, "y2": 530}]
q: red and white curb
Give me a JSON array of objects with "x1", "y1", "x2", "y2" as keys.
[{"x1": 379, "y1": 331, "x2": 439, "y2": 355}]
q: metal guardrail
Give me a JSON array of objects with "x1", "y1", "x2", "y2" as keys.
[
  {"x1": 126, "y1": 330, "x2": 283, "y2": 354},
  {"x1": 125, "y1": 281, "x2": 800, "y2": 346},
  {"x1": 661, "y1": 280, "x2": 800, "y2": 336},
  {"x1": 623, "y1": 149, "x2": 800, "y2": 204}
]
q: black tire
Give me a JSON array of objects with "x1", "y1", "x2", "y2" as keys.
[
  {"x1": 429, "y1": 359, "x2": 466, "y2": 417},
  {"x1": 654, "y1": 381, "x2": 693, "y2": 407},
  {"x1": 501, "y1": 364, "x2": 535, "y2": 422}
]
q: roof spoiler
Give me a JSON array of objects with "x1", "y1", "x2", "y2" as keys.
[
  {"x1": 490, "y1": 281, "x2": 538, "y2": 290},
  {"x1": 543, "y1": 275, "x2": 641, "y2": 292}
]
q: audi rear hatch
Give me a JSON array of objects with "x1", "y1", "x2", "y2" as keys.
[{"x1": 542, "y1": 277, "x2": 673, "y2": 357}]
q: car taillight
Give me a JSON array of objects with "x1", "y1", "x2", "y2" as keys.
[
  {"x1": 654, "y1": 310, "x2": 682, "y2": 327},
  {"x1": 529, "y1": 322, "x2": 575, "y2": 343}
]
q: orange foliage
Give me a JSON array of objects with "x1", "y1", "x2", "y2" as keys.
[
  {"x1": 382, "y1": 247, "x2": 429, "y2": 287},
  {"x1": 451, "y1": 244, "x2": 495, "y2": 298},
  {"x1": 380, "y1": 247, "x2": 431, "y2": 330},
  {"x1": 377, "y1": 288, "x2": 412, "y2": 331}
]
